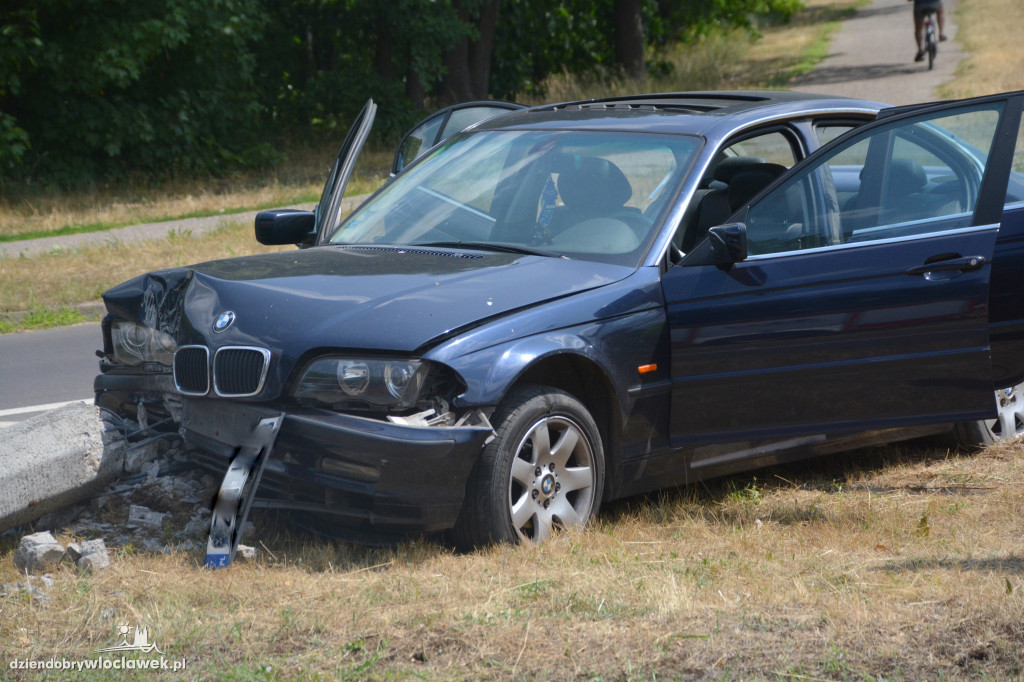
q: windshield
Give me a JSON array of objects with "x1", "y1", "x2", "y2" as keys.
[{"x1": 328, "y1": 129, "x2": 700, "y2": 266}]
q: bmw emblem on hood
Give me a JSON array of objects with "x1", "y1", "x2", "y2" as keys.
[{"x1": 213, "y1": 311, "x2": 236, "y2": 333}]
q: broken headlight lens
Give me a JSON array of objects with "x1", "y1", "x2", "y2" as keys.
[
  {"x1": 111, "y1": 321, "x2": 177, "y2": 366},
  {"x1": 293, "y1": 357, "x2": 428, "y2": 408}
]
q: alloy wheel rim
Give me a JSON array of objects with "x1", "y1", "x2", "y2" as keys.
[
  {"x1": 983, "y1": 382, "x2": 1024, "y2": 440},
  {"x1": 507, "y1": 415, "x2": 596, "y2": 543}
]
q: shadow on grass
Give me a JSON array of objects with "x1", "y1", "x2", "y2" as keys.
[
  {"x1": 245, "y1": 508, "x2": 450, "y2": 572},
  {"x1": 601, "y1": 432, "x2": 974, "y2": 526},
  {"x1": 240, "y1": 433, "x2": 982, "y2": 568},
  {"x1": 873, "y1": 555, "x2": 1024, "y2": 574}
]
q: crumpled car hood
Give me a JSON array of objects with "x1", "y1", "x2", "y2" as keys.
[{"x1": 102, "y1": 245, "x2": 633, "y2": 353}]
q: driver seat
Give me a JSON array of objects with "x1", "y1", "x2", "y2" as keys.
[{"x1": 549, "y1": 157, "x2": 635, "y2": 232}]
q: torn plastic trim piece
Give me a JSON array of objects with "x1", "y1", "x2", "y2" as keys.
[
  {"x1": 386, "y1": 407, "x2": 493, "y2": 431},
  {"x1": 180, "y1": 398, "x2": 283, "y2": 568},
  {"x1": 205, "y1": 419, "x2": 280, "y2": 569}
]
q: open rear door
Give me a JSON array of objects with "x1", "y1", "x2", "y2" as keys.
[{"x1": 662, "y1": 91, "x2": 1023, "y2": 449}]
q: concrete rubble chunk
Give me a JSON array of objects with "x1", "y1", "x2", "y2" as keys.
[
  {"x1": 13, "y1": 531, "x2": 66, "y2": 574},
  {"x1": 236, "y1": 544, "x2": 257, "y2": 561},
  {"x1": 75, "y1": 539, "x2": 111, "y2": 571},
  {"x1": 127, "y1": 505, "x2": 168, "y2": 529},
  {"x1": 1, "y1": 577, "x2": 50, "y2": 601},
  {"x1": 0, "y1": 403, "x2": 126, "y2": 533},
  {"x1": 143, "y1": 461, "x2": 160, "y2": 480}
]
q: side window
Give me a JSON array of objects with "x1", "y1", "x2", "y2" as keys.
[
  {"x1": 745, "y1": 104, "x2": 1004, "y2": 256},
  {"x1": 675, "y1": 130, "x2": 798, "y2": 254},
  {"x1": 395, "y1": 114, "x2": 444, "y2": 171},
  {"x1": 1007, "y1": 120, "x2": 1024, "y2": 208},
  {"x1": 814, "y1": 124, "x2": 857, "y2": 147},
  {"x1": 722, "y1": 130, "x2": 797, "y2": 167},
  {"x1": 442, "y1": 106, "x2": 514, "y2": 139}
]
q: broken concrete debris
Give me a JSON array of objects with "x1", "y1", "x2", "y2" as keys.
[
  {"x1": 1, "y1": 574, "x2": 53, "y2": 602},
  {"x1": 236, "y1": 544, "x2": 257, "y2": 561},
  {"x1": 13, "y1": 531, "x2": 66, "y2": 574},
  {"x1": 2, "y1": 404, "x2": 266, "y2": 590},
  {"x1": 12, "y1": 533, "x2": 112, "y2": 575},
  {"x1": 0, "y1": 402, "x2": 122, "y2": 533},
  {"x1": 4, "y1": 416, "x2": 224, "y2": 600},
  {"x1": 67, "y1": 539, "x2": 111, "y2": 571},
  {"x1": 127, "y1": 504, "x2": 168, "y2": 529}
]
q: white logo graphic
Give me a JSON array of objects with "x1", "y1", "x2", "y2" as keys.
[
  {"x1": 96, "y1": 624, "x2": 164, "y2": 655},
  {"x1": 213, "y1": 311, "x2": 236, "y2": 333}
]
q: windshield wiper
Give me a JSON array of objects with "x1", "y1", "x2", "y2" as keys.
[{"x1": 418, "y1": 241, "x2": 568, "y2": 259}]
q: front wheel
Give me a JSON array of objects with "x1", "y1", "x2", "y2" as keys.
[
  {"x1": 955, "y1": 382, "x2": 1024, "y2": 447},
  {"x1": 449, "y1": 386, "x2": 605, "y2": 550}
]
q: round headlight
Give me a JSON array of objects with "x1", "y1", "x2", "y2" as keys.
[
  {"x1": 384, "y1": 362, "x2": 417, "y2": 399},
  {"x1": 111, "y1": 321, "x2": 177, "y2": 366},
  {"x1": 122, "y1": 325, "x2": 148, "y2": 357},
  {"x1": 337, "y1": 361, "x2": 370, "y2": 396}
]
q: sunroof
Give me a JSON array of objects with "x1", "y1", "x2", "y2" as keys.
[{"x1": 547, "y1": 92, "x2": 773, "y2": 114}]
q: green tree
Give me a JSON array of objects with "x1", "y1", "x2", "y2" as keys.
[
  {"x1": 0, "y1": 8, "x2": 39, "y2": 170},
  {"x1": 491, "y1": 0, "x2": 803, "y2": 98},
  {"x1": 0, "y1": 0, "x2": 268, "y2": 185},
  {"x1": 614, "y1": 0, "x2": 646, "y2": 81},
  {"x1": 256, "y1": 0, "x2": 469, "y2": 138},
  {"x1": 0, "y1": 0, "x2": 807, "y2": 185}
]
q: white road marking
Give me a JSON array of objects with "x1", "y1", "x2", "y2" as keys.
[{"x1": 0, "y1": 399, "x2": 95, "y2": 422}]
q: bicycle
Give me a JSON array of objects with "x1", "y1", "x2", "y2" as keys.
[{"x1": 923, "y1": 10, "x2": 938, "y2": 70}]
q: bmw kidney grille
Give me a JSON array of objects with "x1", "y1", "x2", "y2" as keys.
[{"x1": 173, "y1": 345, "x2": 270, "y2": 397}]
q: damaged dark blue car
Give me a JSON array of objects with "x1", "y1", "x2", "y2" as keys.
[{"x1": 95, "y1": 91, "x2": 1024, "y2": 563}]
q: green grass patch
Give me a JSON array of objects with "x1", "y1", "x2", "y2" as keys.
[
  {"x1": 0, "y1": 306, "x2": 91, "y2": 333},
  {"x1": 0, "y1": 193, "x2": 320, "y2": 244}
]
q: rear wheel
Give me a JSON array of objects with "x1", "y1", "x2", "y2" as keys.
[
  {"x1": 449, "y1": 386, "x2": 604, "y2": 549},
  {"x1": 955, "y1": 382, "x2": 1024, "y2": 447},
  {"x1": 926, "y1": 23, "x2": 937, "y2": 70}
]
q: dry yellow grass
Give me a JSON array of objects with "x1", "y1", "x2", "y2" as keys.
[
  {"x1": 2, "y1": 438, "x2": 1022, "y2": 679},
  {"x1": 0, "y1": 221, "x2": 291, "y2": 315},
  {"x1": 528, "y1": 0, "x2": 864, "y2": 104},
  {"x1": 939, "y1": 0, "x2": 1024, "y2": 98},
  {"x1": 0, "y1": 149, "x2": 391, "y2": 242},
  {"x1": 0, "y1": 179, "x2": 320, "y2": 242}
]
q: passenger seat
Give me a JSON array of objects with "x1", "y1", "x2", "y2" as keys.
[{"x1": 679, "y1": 157, "x2": 786, "y2": 252}]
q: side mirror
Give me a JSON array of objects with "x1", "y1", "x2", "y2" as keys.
[
  {"x1": 255, "y1": 209, "x2": 316, "y2": 246},
  {"x1": 708, "y1": 223, "x2": 748, "y2": 264}
]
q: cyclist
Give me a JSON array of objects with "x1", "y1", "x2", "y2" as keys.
[{"x1": 910, "y1": 0, "x2": 947, "y2": 62}]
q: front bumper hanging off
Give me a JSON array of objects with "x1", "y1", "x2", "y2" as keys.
[
  {"x1": 178, "y1": 398, "x2": 494, "y2": 553},
  {"x1": 180, "y1": 399, "x2": 284, "y2": 568}
]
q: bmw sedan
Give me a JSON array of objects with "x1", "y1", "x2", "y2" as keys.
[{"x1": 94, "y1": 90, "x2": 1024, "y2": 565}]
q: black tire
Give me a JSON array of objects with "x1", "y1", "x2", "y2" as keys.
[
  {"x1": 449, "y1": 385, "x2": 605, "y2": 550},
  {"x1": 954, "y1": 383, "x2": 1024, "y2": 448},
  {"x1": 927, "y1": 40, "x2": 936, "y2": 70}
]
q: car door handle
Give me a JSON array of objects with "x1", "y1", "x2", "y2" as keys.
[{"x1": 906, "y1": 255, "x2": 987, "y2": 276}]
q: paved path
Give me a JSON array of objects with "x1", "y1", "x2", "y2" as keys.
[
  {"x1": 0, "y1": 208, "x2": 286, "y2": 259},
  {"x1": 792, "y1": 0, "x2": 962, "y2": 106},
  {"x1": 0, "y1": 195, "x2": 367, "y2": 259}
]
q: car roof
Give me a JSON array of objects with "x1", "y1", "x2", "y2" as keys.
[{"x1": 474, "y1": 90, "x2": 886, "y2": 137}]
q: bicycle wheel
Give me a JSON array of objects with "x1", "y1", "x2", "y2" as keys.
[{"x1": 925, "y1": 16, "x2": 937, "y2": 70}]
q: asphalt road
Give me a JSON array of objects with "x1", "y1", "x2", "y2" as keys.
[{"x1": 0, "y1": 323, "x2": 101, "y2": 426}]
